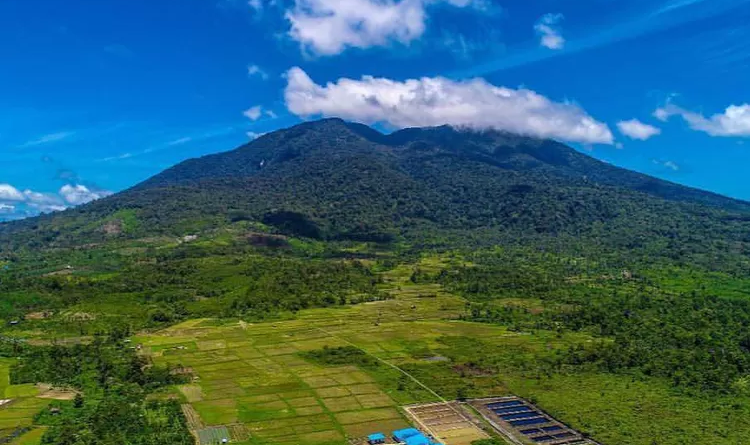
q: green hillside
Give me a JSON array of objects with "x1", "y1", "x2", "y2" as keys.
[
  {"x1": 2, "y1": 119, "x2": 749, "y2": 269},
  {"x1": 1, "y1": 120, "x2": 750, "y2": 444}
]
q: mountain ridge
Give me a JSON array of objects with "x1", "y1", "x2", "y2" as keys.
[
  {"x1": 1, "y1": 119, "x2": 749, "y2": 263},
  {"x1": 136, "y1": 118, "x2": 749, "y2": 212}
]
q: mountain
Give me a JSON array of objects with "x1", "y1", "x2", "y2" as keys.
[
  {"x1": 2, "y1": 118, "x2": 749, "y2": 263},
  {"x1": 138, "y1": 119, "x2": 745, "y2": 210}
]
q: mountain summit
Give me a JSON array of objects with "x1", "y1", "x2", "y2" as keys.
[
  {"x1": 140, "y1": 119, "x2": 745, "y2": 210},
  {"x1": 2, "y1": 119, "x2": 749, "y2": 259}
]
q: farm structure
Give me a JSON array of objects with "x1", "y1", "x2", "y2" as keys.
[
  {"x1": 470, "y1": 397, "x2": 600, "y2": 445},
  {"x1": 393, "y1": 427, "x2": 441, "y2": 444},
  {"x1": 368, "y1": 432, "x2": 387, "y2": 444},
  {"x1": 402, "y1": 402, "x2": 488, "y2": 445}
]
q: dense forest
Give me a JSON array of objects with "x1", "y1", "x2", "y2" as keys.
[
  {"x1": 2, "y1": 330, "x2": 190, "y2": 444},
  {"x1": 434, "y1": 249, "x2": 750, "y2": 394}
]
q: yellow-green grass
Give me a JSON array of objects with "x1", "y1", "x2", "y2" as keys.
[
  {"x1": 0, "y1": 360, "x2": 51, "y2": 433},
  {"x1": 0, "y1": 398, "x2": 49, "y2": 430},
  {"x1": 4, "y1": 385, "x2": 39, "y2": 399},
  {"x1": 8, "y1": 427, "x2": 47, "y2": 445},
  {"x1": 138, "y1": 292, "x2": 554, "y2": 445},
  {"x1": 505, "y1": 372, "x2": 750, "y2": 445}
]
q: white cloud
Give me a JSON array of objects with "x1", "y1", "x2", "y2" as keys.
[
  {"x1": 654, "y1": 103, "x2": 750, "y2": 137},
  {"x1": 285, "y1": 0, "x2": 481, "y2": 56},
  {"x1": 19, "y1": 131, "x2": 75, "y2": 148},
  {"x1": 535, "y1": 13, "x2": 565, "y2": 50},
  {"x1": 23, "y1": 190, "x2": 68, "y2": 213},
  {"x1": 653, "y1": 107, "x2": 671, "y2": 122},
  {"x1": 284, "y1": 67, "x2": 613, "y2": 145},
  {"x1": 23, "y1": 190, "x2": 54, "y2": 203},
  {"x1": 0, "y1": 182, "x2": 112, "y2": 221},
  {"x1": 247, "y1": 64, "x2": 269, "y2": 80},
  {"x1": 99, "y1": 152, "x2": 134, "y2": 162},
  {"x1": 59, "y1": 184, "x2": 112, "y2": 206},
  {"x1": 247, "y1": 131, "x2": 267, "y2": 140},
  {"x1": 653, "y1": 159, "x2": 680, "y2": 171},
  {"x1": 167, "y1": 137, "x2": 193, "y2": 146},
  {"x1": 616, "y1": 119, "x2": 661, "y2": 140},
  {"x1": 0, "y1": 184, "x2": 25, "y2": 201},
  {"x1": 0, "y1": 185, "x2": 83, "y2": 220},
  {"x1": 265, "y1": 109, "x2": 278, "y2": 119},
  {"x1": 243, "y1": 106, "x2": 263, "y2": 121}
]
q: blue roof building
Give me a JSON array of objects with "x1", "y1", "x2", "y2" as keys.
[
  {"x1": 393, "y1": 428, "x2": 421, "y2": 442},
  {"x1": 405, "y1": 434, "x2": 430, "y2": 445},
  {"x1": 368, "y1": 433, "x2": 386, "y2": 444}
]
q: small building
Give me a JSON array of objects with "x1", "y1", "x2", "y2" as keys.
[
  {"x1": 367, "y1": 433, "x2": 386, "y2": 444},
  {"x1": 393, "y1": 428, "x2": 421, "y2": 442},
  {"x1": 405, "y1": 435, "x2": 430, "y2": 445}
]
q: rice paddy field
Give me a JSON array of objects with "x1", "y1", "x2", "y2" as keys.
[
  {"x1": 135, "y1": 281, "x2": 515, "y2": 445},
  {"x1": 134, "y1": 262, "x2": 750, "y2": 445},
  {"x1": 0, "y1": 359, "x2": 52, "y2": 445}
]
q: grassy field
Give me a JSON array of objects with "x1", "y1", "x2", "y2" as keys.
[
  {"x1": 136, "y1": 275, "x2": 511, "y2": 445},
  {"x1": 132, "y1": 259, "x2": 750, "y2": 445},
  {"x1": 0, "y1": 358, "x2": 50, "y2": 444},
  {"x1": 131, "y1": 270, "x2": 524, "y2": 444}
]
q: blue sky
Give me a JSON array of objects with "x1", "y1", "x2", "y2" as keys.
[{"x1": 1, "y1": 0, "x2": 750, "y2": 220}]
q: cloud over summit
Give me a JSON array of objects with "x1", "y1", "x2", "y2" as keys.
[{"x1": 284, "y1": 67, "x2": 613, "y2": 145}]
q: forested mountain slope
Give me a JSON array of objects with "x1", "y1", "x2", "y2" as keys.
[
  {"x1": 139, "y1": 118, "x2": 748, "y2": 210},
  {"x1": 1, "y1": 119, "x2": 749, "y2": 266}
]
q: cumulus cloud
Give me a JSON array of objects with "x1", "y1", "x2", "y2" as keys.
[
  {"x1": 23, "y1": 190, "x2": 68, "y2": 213},
  {"x1": 59, "y1": 184, "x2": 112, "y2": 206},
  {"x1": 285, "y1": 0, "x2": 481, "y2": 56},
  {"x1": 243, "y1": 106, "x2": 263, "y2": 121},
  {"x1": 247, "y1": 64, "x2": 269, "y2": 80},
  {"x1": 654, "y1": 103, "x2": 750, "y2": 137},
  {"x1": 535, "y1": 13, "x2": 565, "y2": 50},
  {"x1": 284, "y1": 67, "x2": 613, "y2": 144},
  {"x1": 0, "y1": 184, "x2": 25, "y2": 202},
  {"x1": 616, "y1": 119, "x2": 661, "y2": 140},
  {"x1": 0, "y1": 183, "x2": 109, "y2": 221}
]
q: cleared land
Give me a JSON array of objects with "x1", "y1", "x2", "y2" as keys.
[
  {"x1": 136, "y1": 272, "x2": 564, "y2": 445},
  {"x1": 404, "y1": 402, "x2": 488, "y2": 445},
  {"x1": 134, "y1": 260, "x2": 750, "y2": 445}
]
